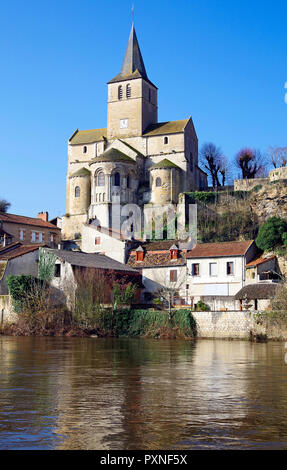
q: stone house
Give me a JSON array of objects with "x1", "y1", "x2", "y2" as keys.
[
  {"x1": 44, "y1": 248, "x2": 142, "y2": 310},
  {"x1": 62, "y1": 23, "x2": 207, "y2": 241},
  {"x1": 127, "y1": 240, "x2": 189, "y2": 305},
  {"x1": 0, "y1": 212, "x2": 61, "y2": 248},
  {"x1": 234, "y1": 283, "x2": 278, "y2": 311}
]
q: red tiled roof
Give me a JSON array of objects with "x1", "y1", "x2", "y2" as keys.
[
  {"x1": 186, "y1": 240, "x2": 254, "y2": 258},
  {"x1": 246, "y1": 255, "x2": 276, "y2": 268},
  {"x1": 0, "y1": 244, "x2": 43, "y2": 260},
  {"x1": 0, "y1": 212, "x2": 61, "y2": 230},
  {"x1": 127, "y1": 250, "x2": 186, "y2": 268},
  {"x1": 0, "y1": 242, "x2": 22, "y2": 253}
]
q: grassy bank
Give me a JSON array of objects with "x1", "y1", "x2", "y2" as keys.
[{"x1": 1, "y1": 307, "x2": 197, "y2": 339}]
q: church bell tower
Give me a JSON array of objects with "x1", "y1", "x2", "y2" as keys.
[{"x1": 107, "y1": 23, "x2": 158, "y2": 140}]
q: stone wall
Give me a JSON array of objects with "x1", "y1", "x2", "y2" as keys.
[
  {"x1": 193, "y1": 310, "x2": 287, "y2": 340},
  {"x1": 0, "y1": 295, "x2": 16, "y2": 324},
  {"x1": 234, "y1": 178, "x2": 268, "y2": 191}
]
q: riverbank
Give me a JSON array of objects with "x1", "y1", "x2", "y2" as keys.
[{"x1": 1, "y1": 308, "x2": 287, "y2": 341}]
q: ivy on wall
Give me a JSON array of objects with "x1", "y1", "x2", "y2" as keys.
[{"x1": 38, "y1": 248, "x2": 57, "y2": 282}]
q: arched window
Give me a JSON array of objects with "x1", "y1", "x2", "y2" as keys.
[
  {"x1": 126, "y1": 84, "x2": 131, "y2": 99},
  {"x1": 97, "y1": 172, "x2": 105, "y2": 186},
  {"x1": 114, "y1": 172, "x2": 120, "y2": 186},
  {"x1": 127, "y1": 174, "x2": 130, "y2": 188},
  {"x1": 118, "y1": 85, "x2": 123, "y2": 100},
  {"x1": 83, "y1": 145, "x2": 87, "y2": 154},
  {"x1": 75, "y1": 186, "x2": 80, "y2": 197},
  {"x1": 164, "y1": 136, "x2": 169, "y2": 145},
  {"x1": 156, "y1": 177, "x2": 161, "y2": 187},
  {"x1": 99, "y1": 193, "x2": 101, "y2": 202}
]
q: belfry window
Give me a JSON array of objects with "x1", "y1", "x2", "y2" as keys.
[
  {"x1": 155, "y1": 177, "x2": 161, "y2": 187},
  {"x1": 114, "y1": 172, "x2": 120, "y2": 186},
  {"x1": 164, "y1": 136, "x2": 169, "y2": 145},
  {"x1": 126, "y1": 84, "x2": 131, "y2": 99},
  {"x1": 83, "y1": 146, "x2": 87, "y2": 154},
  {"x1": 97, "y1": 172, "x2": 105, "y2": 186},
  {"x1": 118, "y1": 85, "x2": 123, "y2": 100},
  {"x1": 75, "y1": 186, "x2": 80, "y2": 198}
]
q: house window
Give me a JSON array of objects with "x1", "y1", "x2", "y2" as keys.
[
  {"x1": 97, "y1": 172, "x2": 105, "y2": 186},
  {"x1": 209, "y1": 262, "x2": 218, "y2": 276},
  {"x1": 95, "y1": 237, "x2": 101, "y2": 245},
  {"x1": 75, "y1": 186, "x2": 80, "y2": 197},
  {"x1": 227, "y1": 262, "x2": 234, "y2": 275},
  {"x1": 19, "y1": 229, "x2": 24, "y2": 241},
  {"x1": 126, "y1": 83, "x2": 131, "y2": 99},
  {"x1": 192, "y1": 263, "x2": 199, "y2": 276},
  {"x1": 164, "y1": 136, "x2": 169, "y2": 145},
  {"x1": 170, "y1": 270, "x2": 177, "y2": 282},
  {"x1": 155, "y1": 177, "x2": 161, "y2": 187},
  {"x1": 252, "y1": 272, "x2": 256, "y2": 279},
  {"x1": 39, "y1": 233, "x2": 43, "y2": 243},
  {"x1": 54, "y1": 264, "x2": 61, "y2": 278},
  {"x1": 31, "y1": 231, "x2": 36, "y2": 242},
  {"x1": 50, "y1": 233, "x2": 55, "y2": 243},
  {"x1": 114, "y1": 172, "x2": 120, "y2": 186},
  {"x1": 118, "y1": 85, "x2": 123, "y2": 100},
  {"x1": 83, "y1": 146, "x2": 87, "y2": 154}
]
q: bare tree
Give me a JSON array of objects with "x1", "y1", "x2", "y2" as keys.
[
  {"x1": 199, "y1": 143, "x2": 226, "y2": 188},
  {"x1": 153, "y1": 268, "x2": 187, "y2": 319},
  {"x1": 267, "y1": 146, "x2": 287, "y2": 169},
  {"x1": 235, "y1": 148, "x2": 266, "y2": 179},
  {"x1": 0, "y1": 199, "x2": 11, "y2": 213}
]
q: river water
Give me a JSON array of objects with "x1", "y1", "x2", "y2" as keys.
[{"x1": 0, "y1": 336, "x2": 287, "y2": 450}]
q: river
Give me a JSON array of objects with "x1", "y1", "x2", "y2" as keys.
[{"x1": 0, "y1": 336, "x2": 287, "y2": 450}]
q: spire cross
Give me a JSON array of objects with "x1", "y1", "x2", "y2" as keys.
[{"x1": 131, "y1": 4, "x2": 135, "y2": 24}]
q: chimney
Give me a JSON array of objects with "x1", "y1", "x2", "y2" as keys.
[{"x1": 37, "y1": 212, "x2": 49, "y2": 222}]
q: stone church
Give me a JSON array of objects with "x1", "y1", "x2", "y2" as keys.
[{"x1": 62, "y1": 24, "x2": 207, "y2": 240}]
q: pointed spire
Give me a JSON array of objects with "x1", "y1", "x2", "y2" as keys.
[
  {"x1": 120, "y1": 23, "x2": 148, "y2": 79},
  {"x1": 108, "y1": 24, "x2": 150, "y2": 84}
]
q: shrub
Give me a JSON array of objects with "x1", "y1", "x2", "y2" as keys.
[
  {"x1": 256, "y1": 216, "x2": 287, "y2": 251},
  {"x1": 186, "y1": 192, "x2": 216, "y2": 205},
  {"x1": 6, "y1": 275, "x2": 43, "y2": 312},
  {"x1": 195, "y1": 300, "x2": 210, "y2": 311}
]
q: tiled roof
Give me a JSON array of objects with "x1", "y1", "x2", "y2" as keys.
[
  {"x1": 0, "y1": 212, "x2": 61, "y2": 230},
  {"x1": 246, "y1": 256, "x2": 276, "y2": 268},
  {"x1": 150, "y1": 158, "x2": 182, "y2": 170},
  {"x1": 46, "y1": 249, "x2": 138, "y2": 273},
  {"x1": 69, "y1": 128, "x2": 107, "y2": 145},
  {"x1": 141, "y1": 240, "x2": 181, "y2": 251},
  {"x1": 0, "y1": 227, "x2": 13, "y2": 237},
  {"x1": 235, "y1": 283, "x2": 278, "y2": 300},
  {"x1": 0, "y1": 242, "x2": 22, "y2": 254},
  {"x1": 127, "y1": 250, "x2": 186, "y2": 268},
  {"x1": 186, "y1": 240, "x2": 254, "y2": 259},
  {"x1": 143, "y1": 119, "x2": 189, "y2": 137},
  {"x1": 70, "y1": 168, "x2": 91, "y2": 178},
  {"x1": 0, "y1": 244, "x2": 42, "y2": 261},
  {"x1": 91, "y1": 148, "x2": 136, "y2": 164}
]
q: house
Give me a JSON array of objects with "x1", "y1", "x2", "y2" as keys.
[
  {"x1": 185, "y1": 240, "x2": 259, "y2": 311},
  {"x1": 43, "y1": 248, "x2": 142, "y2": 310},
  {"x1": 0, "y1": 212, "x2": 61, "y2": 248},
  {"x1": 127, "y1": 240, "x2": 189, "y2": 305},
  {"x1": 245, "y1": 255, "x2": 281, "y2": 283},
  {"x1": 81, "y1": 222, "x2": 134, "y2": 263},
  {"x1": 0, "y1": 243, "x2": 41, "y2": 295}
]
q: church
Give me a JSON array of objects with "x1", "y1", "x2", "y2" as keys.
[{"x1": 62, "y1": 24, "x2": 207, "y2": 241}]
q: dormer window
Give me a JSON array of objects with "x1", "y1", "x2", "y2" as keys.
[
  {"x1": 164, "y1": 137, "x2": 169, "y2": 145},
  {"x1": 118, "y1": 85, "x2": 123, "y2": 100},
  {"x1": 83, "y1": 146, "x2": 87, "y2": 154},
  {"x1": 136, "y1": 246, "x2": 144, "y2": 262},
  {"x1": 126, "y1": 84, "x2": 131, "y2": 99},
  {"x1": 169, "y1": 245, "x2": 179, "y2": 260}
]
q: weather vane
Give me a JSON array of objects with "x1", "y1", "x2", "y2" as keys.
[{"x1": 132, "y1": 4, "x2": 135, "y2": 24}]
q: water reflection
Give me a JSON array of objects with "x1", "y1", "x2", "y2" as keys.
[{"x1": 0, "y1": 337, "x2": 287, "y2": 449}]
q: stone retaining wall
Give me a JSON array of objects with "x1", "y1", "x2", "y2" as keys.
[{"x1": 0, "y1": 295, "x2": 16, "y2": 324}]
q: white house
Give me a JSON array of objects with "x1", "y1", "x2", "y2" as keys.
[{"x1": 185, "y1": 240, "x2": 259, "y2": 311}]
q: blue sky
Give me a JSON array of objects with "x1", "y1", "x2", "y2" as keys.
[{"x1": 0, "y1": 0, "x2": 286, "y2": 218}]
